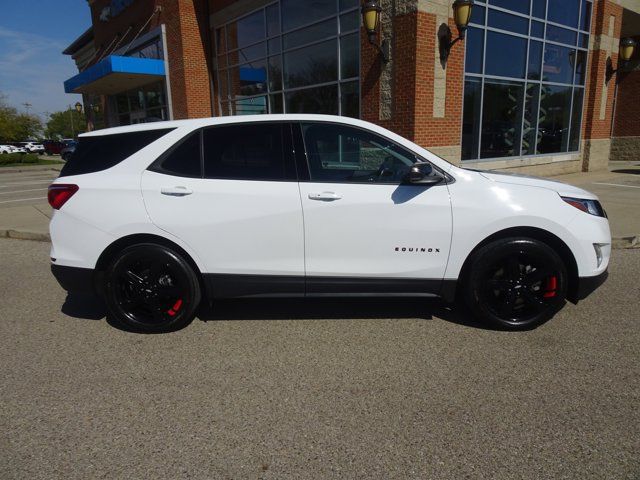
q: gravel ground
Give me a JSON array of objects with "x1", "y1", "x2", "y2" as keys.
[{"x1": 0, "y1": 238, "x2": 638, "y2": 479}]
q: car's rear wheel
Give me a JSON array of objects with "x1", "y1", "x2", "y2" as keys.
[
  {"x1": 463, "y1": 238, "x2": 568, "y2": 330},
  {"x1": 104, "y1": 244, "x2": 201, "y2": 333}
]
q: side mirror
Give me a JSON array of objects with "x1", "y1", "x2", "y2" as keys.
[{"x1": 404, "y1": 165, "x2": 443, "y2": 185}]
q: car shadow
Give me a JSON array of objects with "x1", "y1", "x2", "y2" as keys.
[
  {"x1": 611, "y1": 169, "x2": 640, "y2": 175},
  {"x1": 60, "y1": 293, "x2": 500, "y2": 332}
]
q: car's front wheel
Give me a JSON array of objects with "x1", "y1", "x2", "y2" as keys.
[
  {"x1": 104, "y1": 244, "x2": 201, "y2": 332},
  {"x1": 463, "y1": 238, "x2": 568, "y2": 330}
]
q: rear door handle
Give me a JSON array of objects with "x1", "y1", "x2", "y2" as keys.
[
  {"x1": 308, "y1": 192, "x2": 342, "y2": 201},
  {"x1": 161, "y1": 186, "x2": 193, "y2": 197}
]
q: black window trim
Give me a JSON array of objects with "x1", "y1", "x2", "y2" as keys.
[
  {"x1": 294, "y1": 120, "x2": 453, "y2": 186},
  {"x1": 148, "y1": 121, "x2": 298, "y2": 183}
]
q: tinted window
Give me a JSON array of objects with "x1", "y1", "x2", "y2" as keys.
[
  {"x1": 302, "y1": 123, "x2": 422, "y2": 184},
  {"x1": 60, "y1": 129, "x2": 174, "y2": 177},
  {"x1": 202, "y1": 124, "x2": 290, "y2": 181},
  {"x1": 153, "y1": 131, "x2": 201, "y2": 177},
  {"x1": 485, "y1": 32, "x2": 527, "y2": 78}
]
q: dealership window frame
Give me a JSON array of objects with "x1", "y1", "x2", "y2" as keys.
[
  {"x1": 214, "y1": 0, "x2": 361, "y2": 118},
  {"x1": 461, "y1": 0, "x2": 593, "y2": 162}
]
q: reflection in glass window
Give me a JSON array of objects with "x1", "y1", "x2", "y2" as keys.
[
  {"x1": 462, "y1": 78, "x2": 482, "y2": 160},
  {"x1": 548, "y1": 0, "x2": 580, "y2": 29},
  {"x1": 341, "y1": 81, "x2": 359, "y2": 118},
  {"x1": 465, "y1": 27, "x2": 484, "y2": 74},
  {"x1": 216, "y1": 1, "x2": 359, "y2": 117},
  {"x1": 537, "y1": 85, "x2": 572, "y2": 154},
  {"x1": 281, "y1": 0, "x2": 336, "y2": 31},
  {"x1": 286, "y1": 84, "x2": 338, "y2": 114},
  {"x1": 543, "y1": 44, "x2": 575, "y2": 84},
  {"x1": 461, "y1": 0, "x2": 590, "y2": 160},
  {"x1": 489, "y1": 0, "x2": 530, "y2": 15},
  {"x1": 284, "y1": 40, "x2": 338, "y2": 89},
  {"x1": 569, "y1": 88, "x2": 584, "y2": 151},
  {"x1": 283, "y1": 18, "x2": 336, "y2": 50},
  {"x1": 481, "y1": 80, "x2": 524, "y2": 159},
  {"x1": 522, "y1": 83, "x2": 541, "y2": 155},
  {"x1": 488, "y1": 10, "x2": 528, "y2": 35},
  {"x1": 340, "y1": 34, "x2": 359, "y2": 79},
  {"x1": 485, "y1": 31, "x2": 527, "y2": 78}
]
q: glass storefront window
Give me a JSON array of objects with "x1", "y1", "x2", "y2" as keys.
[
  {"x1": 461, "y1": 0, "x2": 592, "y2": 160},
  {"x1": 216, "y1": 1, "x2": 360, "y2": 118},
  {"x1": 113, "y1": 81, "x2": 168, "y2": 126}
]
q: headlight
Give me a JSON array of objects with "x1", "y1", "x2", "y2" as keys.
[{"x1": 561, "y1": 196, "x2": 607, "y2": 218}]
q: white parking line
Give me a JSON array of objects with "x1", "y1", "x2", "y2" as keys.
[
  {"x1": 0, "y1": 197, "x2": 47, "y2": 204},
  {"x1": 0, "y1": 188, "x2": 46, "y2": 195},
  {"x1": 593, "y1": 182, "x2": 640, "y2": 189}
]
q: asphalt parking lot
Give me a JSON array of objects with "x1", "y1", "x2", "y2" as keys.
[
  {"x1": 0, "y1": 168, "x2": 58, "y2": 209},
  {"x1": 1, "y1": 238, "x2": 638, "y2": 479}
]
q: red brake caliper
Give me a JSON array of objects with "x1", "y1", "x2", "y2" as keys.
[
  {"x1": 543, "y1": 276, "x2": 558, "y2": 298},
  {"x1": 167, "y1": 299, "x2": 183, "y2": 317}
]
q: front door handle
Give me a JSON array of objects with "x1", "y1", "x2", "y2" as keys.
[
  {"x1": 308, "y1": 192, "x2": 342, "y2": 201},
  {"x1": 161, "y1": 186, "x2": 193, "y2": 197}
]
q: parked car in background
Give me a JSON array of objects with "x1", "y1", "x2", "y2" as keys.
[
  {"x1": 49, "y1": 114, "x2": 610, "y2": 333},
  {"x1": 0, "y1": 145, "x2": 14, "y2": 154},
  {"x1": 43, "y1": 140, "x2": 66, "y2": 155},
  {"x1": 60, "y1": 141, "x2": 77, "y2": 161},
  {"x1": 9, "y1": 145, "x2": 27, "y2": 154},
  {"x1": 20, "y1": 142, "x2": 45, "y2": 154}
]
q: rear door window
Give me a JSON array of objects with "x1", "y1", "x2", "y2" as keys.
[
  {"x1": 201, "y1": 123, "x2": 296, "y2": 181},
  {"x1": 60, "y1": 128, "x2": 174, "y2": 177},
  {"x1": 150, "y1": 131, "x2": 202, "y2": 178}
]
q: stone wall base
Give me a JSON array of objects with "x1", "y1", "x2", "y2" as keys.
[
  {"x1": 610, "y1": 136, "x2": 640, "y2": 162},
  {"x1": 582, "y1": 138, "x2": 612, "y2": 171}
]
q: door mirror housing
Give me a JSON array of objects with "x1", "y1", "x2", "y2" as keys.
[{"x1": 403, "y1": 164, "x2": 443, "y2": 185}]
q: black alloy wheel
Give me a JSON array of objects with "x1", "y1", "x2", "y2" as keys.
[
  {"x1": 104, "y1": 244, "x2": 201, "y2": 332},
  {"x1": 464, "y1": 238, "x2": 568, "y2": 330}
]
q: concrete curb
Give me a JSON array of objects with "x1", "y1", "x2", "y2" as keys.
[
  {"x1": 1, "y1": 229, "x2": 638, "y2": 250},
  {"x1": 0, "y1": 229, "x2": 50, "y2": 242},
  {"x1": 0, "y1": 166, "x2": 62, "y2": 174}
]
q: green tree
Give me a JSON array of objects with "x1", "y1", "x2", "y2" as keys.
[
  {"x1": 0, "y1": 93, "x2": 43, "y2": 141},
  {"x1": 45, "y1": 109, "x2": 87, "y2": 139}
]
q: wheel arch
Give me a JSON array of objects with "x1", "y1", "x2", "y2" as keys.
[
  {"x1": 457, "y1": 226, "x2": 580, "y2": 303},
  {"x1": 94, "y1": 233, "x2": 209, "y2": 300}
]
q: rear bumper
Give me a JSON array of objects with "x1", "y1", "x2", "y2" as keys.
[
  {"x1": 51, "y1": 264, "x2": 96, "y2": 295},
  {"x1": 571, "y1": 269, "x2": 608, "y2": 303}
]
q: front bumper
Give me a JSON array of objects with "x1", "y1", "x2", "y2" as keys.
[
  {"x1": 51, "y1": 264, "x2": 96, "y2": 295},
  {"x1": 570, "y1": 269, "x2": 608, "y2": 303}
]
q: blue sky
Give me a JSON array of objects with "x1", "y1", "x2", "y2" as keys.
[{"x1": 0, "y1": 1, "x2": 92, "y2": 121}]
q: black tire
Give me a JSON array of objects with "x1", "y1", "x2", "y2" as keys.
[
  {"x1": 463, "y1": 238, "x2": 568, "y2": 330},
  {"x1": 104, "y1": 244, "x2": 201, "y2": 333}
]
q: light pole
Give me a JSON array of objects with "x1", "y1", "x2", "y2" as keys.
[{"x1": 68, "y1": 105, "x2": 75, "y2": 138}]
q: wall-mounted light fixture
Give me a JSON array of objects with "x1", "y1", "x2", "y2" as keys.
[
  {"x1": 439, "y1": 0, "x2": 474, "y2": 63},
  {"x1": 361, "y1": 0, "x2": 389, "y2": 63},
  {"x1": 607, "y1": 37, "x2": 637, "y2": 82},
  {"x1": 74, "y1": 102, "x2": 83, "y2": 114}
]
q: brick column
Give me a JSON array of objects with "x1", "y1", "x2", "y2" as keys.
[
  {"x1": 360, "y1": 0, "x2": 464, "y2": 163},
  {"x1": 160, "y1": 0, "x2": 212, "y2": 119},
  {"x1": 611, "y1": 34, "x2": 640, "y2": 161},
  {"x1": 582, "y1": 0, "x2": 623, "y2": 171}
]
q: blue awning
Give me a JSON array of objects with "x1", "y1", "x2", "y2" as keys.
[{"x1": 64, "y1": 55, "x2": 165, "y2": 95}]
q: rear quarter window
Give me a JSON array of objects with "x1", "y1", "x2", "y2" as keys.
[{"x1": 59, "y1": 128, "x2": 174, "y2": 177}]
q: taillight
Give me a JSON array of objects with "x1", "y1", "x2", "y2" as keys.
[{"x1": 48, "y1": 184, "x2": 79, "y2": 210}]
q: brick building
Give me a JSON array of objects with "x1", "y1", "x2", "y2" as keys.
[{"x1": 64, "y1": 0, "x2": 640, "y2": 174}]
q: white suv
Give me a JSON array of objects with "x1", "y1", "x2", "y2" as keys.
[
  {"x1": 21, "y1": 142, "x2": 45, "y2": 153},
  {"x1": 49, "y1": 115, "x2": 610, "y2": 332}
]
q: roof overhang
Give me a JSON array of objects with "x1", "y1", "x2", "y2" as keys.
[{"x1": 64, "y1": 55, "x2": 165, "y2": 95}]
